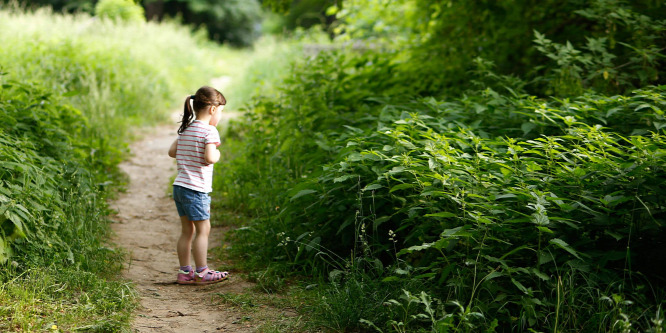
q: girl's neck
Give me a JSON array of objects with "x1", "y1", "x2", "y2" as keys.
[{"x1": 195, "y1": 113, "x2": 211, "y2": 123}]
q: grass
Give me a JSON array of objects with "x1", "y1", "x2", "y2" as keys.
[
  {"x1": 0, "y1": 3, "x2": 227, "y2": 152},
  {"x1": 0, "y1": 4, "x2": 251, "y2": 331},
  {"x1": 212, "y1": 281, "x2": 320, "y2": 333},
  {"x1": 0, "y1": 266, "x2": 136, "y2": 332}
]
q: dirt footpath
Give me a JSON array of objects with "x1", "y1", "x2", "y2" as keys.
[{"x1": 110, "y1": 111, "x2": 258, "y2": 333}]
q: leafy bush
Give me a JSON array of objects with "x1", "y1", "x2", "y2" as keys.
[
  {"x1": 330, "y1": 0, "x2": 666, "y2": 97},
  {"x1": 216, "y1": 47, "x2": 666, "y2": 332},
  {"x1": 95, "y1": 0, "x2": 145, "y2": 22},
  {"x1": 218, "y1": 0, "x2": 666, "y2": 331},
  {"x1": 0, "y1": 77, "x2": 137, "y2": 330}
]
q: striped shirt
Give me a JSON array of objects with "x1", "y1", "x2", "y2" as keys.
[{"x1": 173, "y1": 120, "x2": 221, "y2": 193}]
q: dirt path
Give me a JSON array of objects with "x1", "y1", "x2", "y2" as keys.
[{"x1": 110, "y1": 111, "x2": 260, "y2": 333}]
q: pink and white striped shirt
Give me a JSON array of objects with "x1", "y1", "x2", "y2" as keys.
[{"x1": 173, "y1": 120, "x2": 220, "y2": 193}]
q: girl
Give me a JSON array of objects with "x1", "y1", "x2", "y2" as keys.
[{"x1": 168, "y1": 86, "x2": 229, "y2": 285}]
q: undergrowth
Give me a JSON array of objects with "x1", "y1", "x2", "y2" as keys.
[
  {"x1": 0, "y1": 5, "x2": 228, "y2": 331},
  {"x1": 214, "y1": 1, "x2": 666, "y2": 330}
]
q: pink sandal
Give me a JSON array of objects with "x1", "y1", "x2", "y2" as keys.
[
  {"x1": 176, "y1": 269, "x2": 195, "y2": 285},
  {"x1": 194, "y1": 268, "x2": 229, "y2": 285}
]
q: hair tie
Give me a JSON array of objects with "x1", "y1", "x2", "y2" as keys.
[{"x1": 190, "y1": 95, "x2": 195, "y2": 99}]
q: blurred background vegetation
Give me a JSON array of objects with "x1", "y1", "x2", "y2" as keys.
[
  {"x1": 5, "y1": 0, "x2": 340, "y2": 46},
  {"x1": 1, "y1": 0, "x2": 665, "y2": 331}
]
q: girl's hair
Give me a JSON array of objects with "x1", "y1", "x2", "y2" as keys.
[{"x1": 177, "y1": 86, "x2": 227, "y2": 134}]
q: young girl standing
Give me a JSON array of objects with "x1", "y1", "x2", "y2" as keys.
[{"x1": 168, "y1": 86, "x2": 229, "y2": 285}]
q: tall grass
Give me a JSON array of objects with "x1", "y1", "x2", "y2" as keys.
[
  {"x1": 0, "y1": 5, "x2": 224, "y2": 174},
  {"x1": 0, "y1": 5, "x2": 230, "y2": 330}
]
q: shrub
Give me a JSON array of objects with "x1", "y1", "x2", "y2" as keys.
[
  {"x1": 216, "y1": 47, "x2": 666, "y2": 331},
  {"x1": 94, "y1": 0, "x2": 145, "y2": 22}
]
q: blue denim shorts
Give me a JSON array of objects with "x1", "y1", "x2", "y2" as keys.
[{"x1": 173, "y1": 185, "x2": 211, "y2": 221}]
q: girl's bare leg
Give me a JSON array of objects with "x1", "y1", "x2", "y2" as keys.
[
  {"x1": 177, "y1": 216, "x2": 194, "y2": 267},
  {"x1": 192, "y1": 219, "x2": 211, "y2": 269}
]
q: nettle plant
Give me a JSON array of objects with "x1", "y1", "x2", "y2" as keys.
[
  {"x1": 272, "y1": 85, "x2": 666, "y2": 330},
  {"x1": 0, "y1": 79, "x2": 116, "y2": 270},
  {"x1": 533, "y1": 1, "x2": 666, "y2": 97}
]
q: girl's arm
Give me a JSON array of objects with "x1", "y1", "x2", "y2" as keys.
[
  {"x1": 168, "y1": 139, "x2": 178, "y2": 158},
  {"x1": 204, "y1": 143, "x2": 220, "y2": 164}
]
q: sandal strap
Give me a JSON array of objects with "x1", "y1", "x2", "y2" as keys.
[{"x1": 198, "y1": 268, "x2": 228, "y2": 281}]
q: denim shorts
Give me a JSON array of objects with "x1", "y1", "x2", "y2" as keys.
[{"x1": 173, "y1": 185, "x2": 211, "y2": 221}]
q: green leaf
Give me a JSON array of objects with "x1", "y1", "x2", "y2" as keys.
[
  {"x1": 521, "y1": 122, "x2": 537, "y2": 135},
  {"x1": 483, "y1": 271, "x2": 504, "y2": 281},
  {"x1": 425, "y1": 212, "x2": 456, "y2": 218},
  {"x1": 511, "y1": 277, "x2": 528, "y2": 294},
  {"x1": 531, "y1": 268, "x2": 550, "y2": 281},
  {"x1": 604, "y1": 230, "x2": 624, "y2": 241},
  {"x1": 325, "y1": 5, "x2": 339, "y2": 16},
  {"x1": 373, "y1": 216, "x2": 390, "y2": 230},
  {"x1": 62, "y1": 90, "x2": 80, "y2": 97},
  {"x1": 5, "y1": 211, "x2": 24, "y2": 235},
  {"x1": 389, "y1": 183, "x2": 415, "y2": 193},
  {"x1": 536, "y1": 226, "x2": 554, "y2": 234},
  {"x1": 549, "y1": 238, "x2": 581, "y2": 259},
  {"x1": 290, "y1": 189, "x2": 317, "y2": 201},
  {"x1": 333, "y1": 175, "x2": 355, "y2": 183},
  {"x1": 363, "y1": 184, "x2": 382, "y2": 191}
]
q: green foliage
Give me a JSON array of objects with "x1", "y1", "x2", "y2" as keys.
[
  {"x1": 0, "y1": 78, "x2": 137, "y2": 331},
  {"x1": 216, "y1": 40, "x2": 666, "y2": 330},
  {"x1": 0, "y1": 266, "x2": 136, "y2": 331},
  {"x1": 0, "y1": 6, "x2": 226, "y2": 329},
  {"x1": 95, "y1": 0, "x2": 145, "y2": 22},
  {"x1": 0, "y1": 6, "x2": 223, "y2": 178},
  {"x1": 329, "y1": 0, "x2": 666, "y2": 97},
  {"x1": 281, "y1": 0, "x2": 337, "y2": 31},
  {"x1": 328, "y1": 0, "x2": 420, "y2": 43},
  {"x1": 0, "y1": 0, "x2": 96, "y2": 13},
  {"x1": 160, "y1": 0, "x2": 263, "y2": 47}
]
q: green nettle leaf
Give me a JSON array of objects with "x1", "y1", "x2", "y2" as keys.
[
  {"x1": 333, "y1": 174, "x2": 357, "y2": 183},
  {"x1": 511, "y1": 277, "x2": 528, "y2": 294},
  {"x1": 5, "y1": 211, "x2": 25, "y2": 235},
  {"x1": 363, "y1": 184, "x2": 383, "y2": 191},
  {"x1": 290, "y1": 189, "x2": 317, "y2": 201},
  {"x1": 549, "y1": 238, "x2": 582, "y2": 259},
  {"x1": 425, "y1": 212, "x2": 456, "y2": 218},
  {"x1": 372, "y1": 216, "x2": 390, "y2": 230},
  {"x1": 0, "y1": 237, "x2": 12, "y2": 263},
  {"x1": 390, "y1": 183, "x2": 416, "y2": 192},
  {"x1": 536, "y1": 226, "x2": 554, "y2": 234},
  {"x1": 530, "y1": 268, "x2": 550, "y2": 281},
  {"x1": 604, "y1": 230, "x2": 624, "y2": 241},
  {"x1": 521, "y1": 122, "x2": 537, "y2": 135}
]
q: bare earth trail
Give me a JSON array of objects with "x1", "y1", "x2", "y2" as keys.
[{"x1": 110, "y1": 110, "x2": 260, "y2": 333}]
